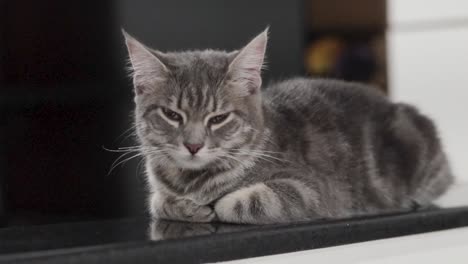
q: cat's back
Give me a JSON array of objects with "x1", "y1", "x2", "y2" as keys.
[
  {"x1": 263, "y1": 77, "x2": 392, "y2": 125},
  {"x1": 262, "y1": 77, "x2": 453, "y2": 209}
]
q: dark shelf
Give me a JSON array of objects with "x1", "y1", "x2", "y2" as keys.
[{"x1": 1, "y1": 206, "x2": 468, "y2": 263}]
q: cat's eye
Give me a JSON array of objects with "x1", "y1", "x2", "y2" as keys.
[
  {"x1": 209, "y1": 113, "x2": 230, "y2": 125},
  {"x1": 161, "y1": 108, "x2": 183, "y2": 122}
]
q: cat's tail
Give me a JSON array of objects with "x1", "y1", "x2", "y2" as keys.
[
  {"x1": 412, "y1": 150, "x2": 454, "y2": 206},
  {"x1": 393, "y1": 103, "x2": 455, "y2": 206}
]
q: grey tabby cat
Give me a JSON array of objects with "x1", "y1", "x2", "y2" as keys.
[{"x1": 123, "y1": 29, "x2": 453, "y2": 224}]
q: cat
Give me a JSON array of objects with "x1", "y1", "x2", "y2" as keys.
[{"x1": 122, "y1": 28, "x2": 453, "y2": 224}]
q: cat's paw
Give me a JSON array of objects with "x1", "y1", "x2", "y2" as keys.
[
  {"x1": 174, "y1": 198, "x2": 217, "y2": 223},
  {"x1": 155, "y1": 196, "x2": 216, "y2": 223},
  {"x1": 214, "y1": 183, "x2": 283, "y2": 224}
]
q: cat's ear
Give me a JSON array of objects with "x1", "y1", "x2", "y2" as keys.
[
  {"x1": 227, "y1": 28, "x2": 268, "y2": 96},
  {"x1": 122, "y1": 30, "x2": 169, "y2": 95}
]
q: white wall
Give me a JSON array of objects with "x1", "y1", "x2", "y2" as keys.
[
  {"x1": 387, "y1": 0, "x2": 468, "y2": 182},
  {"x1": 388, "y1": 0, "x2": 468, "y2": 26}
]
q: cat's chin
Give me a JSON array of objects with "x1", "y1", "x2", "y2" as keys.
[
  {"x1": 169, "y1": 154, "x2": 212, "y2": 170},
  {"x1": 173, "y1": 159, "x2": 209, "y2": 170}
]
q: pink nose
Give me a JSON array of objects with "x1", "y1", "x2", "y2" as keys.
[{"x1": 184, "y1": 143, "x2": 204, "y2": 155}]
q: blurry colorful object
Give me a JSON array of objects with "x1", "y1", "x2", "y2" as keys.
[
  {"x1": 305, "y1": 36, "x2": 377, "y2": 83},
  {"x1": 305, "y1": 37, "x2": 344, "y2": 75},
  {"x1": 335, "y1": 44, "x2": 376, "y2": 82}
]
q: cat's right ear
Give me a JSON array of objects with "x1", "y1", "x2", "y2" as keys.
[
  {"x1": 226, "y1": 28, "x2": 268, "y2": 97},
  {"x1": 122, "y1": 30, "x2": 169, "y2": 95}
]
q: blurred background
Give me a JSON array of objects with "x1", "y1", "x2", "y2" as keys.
[{"x1": 0, "y1": 0, "x2": 466, "y2": 227}]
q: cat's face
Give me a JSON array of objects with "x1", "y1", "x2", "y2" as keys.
[{"x1": 124, "y1": 30, "x2": 268, "y2": 170}]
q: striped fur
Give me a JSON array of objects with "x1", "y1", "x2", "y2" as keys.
[{"x1": 124, "y1": 30, "x2": 453, "y2": 224}]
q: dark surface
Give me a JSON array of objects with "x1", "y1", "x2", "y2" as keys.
[{"x1": 1, "y1": 207, "x2": 468, "y2": 263}]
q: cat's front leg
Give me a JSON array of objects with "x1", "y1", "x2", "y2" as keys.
[
  {"x1": 214, "y1": 178, "x2": 319, "y2": 224},
  {"x1": 150, "y1": 192, "x2": 216, "y2": 223}
]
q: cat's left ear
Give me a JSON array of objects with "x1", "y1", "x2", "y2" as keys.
[
  {"x1": 122, "y1": 29, "x2": 169, "y2": 95},
  {"x1": 227, "y1": 28, "x2": 268, "y2": 96}
]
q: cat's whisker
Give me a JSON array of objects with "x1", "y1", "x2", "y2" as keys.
[
  {"x1": 225, "y1": 151, "x2": 279, "y2": 166},
  {"x1": 116, "y1": 124, "x2": 136, "y2": 136},
  {"x1": 118, "y1": 129, "x2": 137, "y2": 142},
  {"x1": 117, "y1": 146, "x2": 141, "y2": 150},
  {"x1": 113, "y1": 123, "x2": 139, "y2": 143},
  {"x1": 229, "y1": 151, "x2": 297, "y2": 168},
  {"x1": 230, "y1": 148, "x2": 285, "y2": 155},
  {"x1": 108, "y1": 152, "x2": 145, "y2": 175},
  {"x1": 136, "y1": 157, "x2": 146, "y2": 176},
  {"x1": 106, "y1": 149, "x2": 141, "y2": 153},
  {"x1": 108, "y1": 149, "x2": 168, "y2": 175},
  {"x1": 119, "y1": 146, "x2": 153, "y2": 150},
  {"x1": 106, "y1": 145, "x2": 167, "y2": 175},
  {"x1": 103, "y1": 146, "x2": 141, "y2": 153},
  {"x1": 103, "y1": 145, "x2": 161, "y2": 153},
  {"x1": 228, "y1": 149, "x2": 288, "y2": 162},
  {"x1": 245, "y1": 152, "x2": 290, "y2": 162},
  {"x1": 216, "y1": 154, "x2": 250, "y2": 169},
  {"x1": 108, "y1": 150, "x2": 141, "y2": 172},
  {"x1": 242, "y1": 155, "x2": 279, "y2": 165}
]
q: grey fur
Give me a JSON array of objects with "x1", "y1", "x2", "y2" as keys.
[{"x1": 123, "y1": 29, "x2": 453, "y2": 224}]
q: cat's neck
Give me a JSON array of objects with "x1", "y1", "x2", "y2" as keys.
[{"x1": 260, "y1": 100, "x2": 282, "y2": 152}]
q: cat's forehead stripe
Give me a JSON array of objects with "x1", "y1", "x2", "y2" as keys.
[
  {"x1": 212, "y1": 94, "x2": 217, "y2": 112},
  {"x1": 192, "y1": 86, "x2": 199, "y2": 110},
  {"x1": 197, "y1": 84, "x2": 206, "y2": 110},
  {"x1": 201, "y1": 86, "x2": 211, "y2": 110},
  {"x1": 173, "y1": 84, "x2": 220, "y2": 113},
  {"x1": 199, "y1": 86, "x2": 207, "y2": 109},
  {"x1": 185, "y1": 85, "x2": 194, "y2": 108},
  {"x1": 177, "y1": 88, "x2": 183, "y2": 110}
]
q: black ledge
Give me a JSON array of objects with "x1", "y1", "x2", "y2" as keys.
[{"x1": 1, "y1": 206, "x2": 468, "y2": 264}]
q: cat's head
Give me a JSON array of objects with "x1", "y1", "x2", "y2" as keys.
[{"x1": 123, "y1": 29, "x2": 268, "y2": 170}]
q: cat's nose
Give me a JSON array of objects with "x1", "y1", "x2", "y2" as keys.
[{"x1": 183, "y1": 143, "x2": 204, "y2": 155}]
